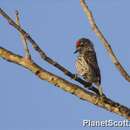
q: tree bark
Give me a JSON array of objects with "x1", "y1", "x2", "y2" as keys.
[{"x1": 0, "y1": 47, "x2": 130, "y2": 119}]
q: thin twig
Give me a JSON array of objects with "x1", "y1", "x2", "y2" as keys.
[
  {"x1": 80, "y1": 0, "x2": 130, "y2": 82},
  {"x1": 0, "y1": 47, "x2": 130, "y2": 119},
  {"x1": 15, "y1": 10, "x2": 31, "y2": 59},
  {"x1": 0, "y1": 8, "x2": 101, "y2": 94}
]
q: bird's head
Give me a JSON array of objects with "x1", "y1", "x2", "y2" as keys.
[{"x1": 74, "y1": 38, "x2": 93, "y2": 54}]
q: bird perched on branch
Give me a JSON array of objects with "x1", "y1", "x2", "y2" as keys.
[{"x1": 74, "y1": 38, "x2": 103, "y2": 96}]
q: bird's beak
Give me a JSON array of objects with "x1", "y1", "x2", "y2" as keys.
[
  {"x1": 74, "y1": 48, "x2": 80, "y2": 54},
  {"x1": 74, "y1": 49, "x2": 78, "y2": 54}
]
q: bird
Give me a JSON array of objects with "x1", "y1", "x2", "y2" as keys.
[{"x1": 74, "y1": 38, "x2": 103, "y2": 96}]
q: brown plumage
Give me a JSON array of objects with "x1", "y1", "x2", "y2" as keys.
[{"x1": 74, "y1": 38, "x2": 102, "y2": 95}]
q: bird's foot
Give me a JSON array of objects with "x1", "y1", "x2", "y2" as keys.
[
  {"x1": 95, "y1": 87, "x2": 106, "y2": 104},
  {"x1": 72, "y1": 74, "x2": 78, "y2": 80},
  {"x1": 95, "y1": 95, "x2": 105, "y2": 105}
]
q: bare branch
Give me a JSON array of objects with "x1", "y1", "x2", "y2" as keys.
[
  {"x1": 15, "y1": 10, "x2": 31, "y2": 59},
  {"x1": 80, "y1": 0, "x2": 130, "y2": 82},
  {"x1": 0, "y1": 47, "x2": 130, "y2": 119}
]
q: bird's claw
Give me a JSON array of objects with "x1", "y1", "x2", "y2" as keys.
[
  {"x1": 95, "y1": 95, "x2": 104, "y2": 105},
  {"x1": 72, "y1": 74, "x2": 78, "y2": 80}
]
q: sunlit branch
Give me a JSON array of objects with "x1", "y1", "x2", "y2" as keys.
[{"x1": 0, "y1": 47, "x2": 130, "y2": 119}]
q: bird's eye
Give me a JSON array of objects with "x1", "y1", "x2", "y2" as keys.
[{"x1": 80, "y1": 42, "x2": 84, "y2": 46}]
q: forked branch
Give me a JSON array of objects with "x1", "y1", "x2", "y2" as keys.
[
  {"x1": 15, "y1": 10, "x2": 31, "y2": 59},
  {"x1": 80, "y1": 0, "x2": 130, "y2": 82},
  {"x1": 0, "y1": 47, "x2": 130, "y2": 119}
]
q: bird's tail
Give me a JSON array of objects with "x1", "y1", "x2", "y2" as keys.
[{"x1": 96, "y1": 84, "x2": 104, "y2": 96}]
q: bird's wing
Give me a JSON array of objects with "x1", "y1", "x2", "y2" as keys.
[{"x1": 84, "y1": 50, "x2": 101, "y2": 84}]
